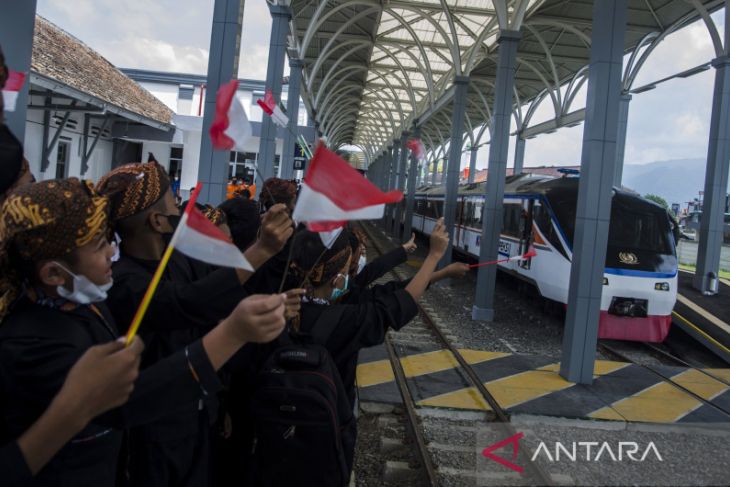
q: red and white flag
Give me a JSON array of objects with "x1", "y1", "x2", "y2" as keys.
[
  {"x1": 293, "y1": 142, "x2": 403, "y2": 234},
  {"x1": 209, "y1": 80, "x2": 252, "y2": 151},
  {"x1": 257, "y1": 90, "x2": 289, "y2": 128},
  {"x1": 2, "y1": 70, "x2": 26, "y2": 112},
  {"x1": 171, "y1": 197, "x2": 253, "y2": 271},
  {"x1": 406, "y1": 137, "x2": 426, "y2": 161},
  {"x1": 468, "y1": 246, "x2": 537, "y2": 269}
]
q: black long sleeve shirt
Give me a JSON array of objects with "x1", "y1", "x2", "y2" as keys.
[{"x1": 0, "y1": 298, "x2": 221, "y2": 486}]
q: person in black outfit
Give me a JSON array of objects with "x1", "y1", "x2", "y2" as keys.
[
  {"x1": 1, "y1": 337, "x2": 144, "y2": 487},
  {"x1": 0, "y1": 178, "x2": 288, "y2": 486},
  {"x1": 95, "y1": 162, "x2": 294, "y2": 486},
  {"x1": 218, "y1": 197, "x2": 261, "y2": 252},
  {"x1": 344, "y1": 228, "x2": 469, "y2": 304},
  {"x1": 283, "y1": 219, "x2": 450, "y2": 478}
]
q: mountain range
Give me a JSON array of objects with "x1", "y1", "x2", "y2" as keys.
[{"x1": 621, "y1": 158, "x2": 728, "y2": 208}]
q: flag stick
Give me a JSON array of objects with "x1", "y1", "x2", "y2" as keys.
[
  {"x1": 468, "y1": 257, "x2": 514, "y2": 269},
  {"x1": 125, "y1": 183, "x2": 203, "y2": 345},
  {"x1": 468, "y1": 249, "x2": 536, "y2": 269}
]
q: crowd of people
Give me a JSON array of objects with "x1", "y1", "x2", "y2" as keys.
[{"x1": 0, "y1": 45, "x2": 469, "y2": 486}]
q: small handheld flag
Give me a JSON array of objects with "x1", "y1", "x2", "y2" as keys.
[
  {"x1": 406, "y1": 137, "x2": 426, "y2": 161},
  {"x1": 210, "y1": 80, "x2": 252, "y2": 151},
  {"x1": 2, "y1": 70, "x2": 26, "y2": 112},
  {"x1": 469, "y1": 246, "x2": 537, "y2": 269},
  {"x1": 125, "y1": 183, "x2": 253, "y2": 345},
  {"x1": 257, "y1": 90, "x2": 289, "y2": 128},
  {"x1": 292, "y1": 142, "x2": 403, "y2": 237}
]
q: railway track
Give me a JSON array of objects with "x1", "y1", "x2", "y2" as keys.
[{"x1": 360, "y1": 222, "x2": 556, "y2": 486}]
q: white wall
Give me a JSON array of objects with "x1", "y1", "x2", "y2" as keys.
[
  {"x1": 137, "y1": 81, "x2": 179, "y2": 112},
  {"x1": 141, "y1": 141, "x2": 172, "y2": 171},
  {"x1": 180, "y1": 129, "x2": 201, "y2": 198},
  {"x1": 24, "y1": 107, "x2": 113, "y2": 184}
]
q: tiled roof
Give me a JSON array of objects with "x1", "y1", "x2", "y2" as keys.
[{"x1": 31, "y1": 16, "x2": 173, "y2": 125}]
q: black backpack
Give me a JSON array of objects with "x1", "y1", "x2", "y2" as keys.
[{"x1": 247, "y1": 307, "x2": 354, "y2": 487}]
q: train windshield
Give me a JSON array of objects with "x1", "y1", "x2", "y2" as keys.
[
  {"x1": 549, "y1": 193, "x2": 674, "y2": 255},
  {"x1": 607, "y1": 198, "x2": 674, "y2": 255}
]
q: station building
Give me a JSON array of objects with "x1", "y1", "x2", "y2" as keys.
[{"x1": 20, "y1": 16, "x2": 313, "y2": 197}]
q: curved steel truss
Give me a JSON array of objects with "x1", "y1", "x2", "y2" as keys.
[{"x1": 289, "y1": 0, "x2": 726, "y2": 166}]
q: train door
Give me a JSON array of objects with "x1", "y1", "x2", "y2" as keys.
[
  {"x1": 455, "y1": 197, "x2": 465, "y2": 248},
  {"x1": 518, "y1": 199, "x2": 534, "y2": 270}
]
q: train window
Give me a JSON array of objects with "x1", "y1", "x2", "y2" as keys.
[
  {"x1": 502, "y1": 204, "x2": 523, "y2": 237},
  {"x1": 551, "y1": 199, "x2": 577, "y2": 245},
  {"x1": 464, "y1": 201, "x2": 475, "y2": 227},
  {"x1": 474, "y1": 201, "x2": 483, "y2": 226},
  {"x1": 415, "y1": 199, "x2": 425, "y2": 215},
  {"x1": 533, "y1": 203, "x2": 566, "y2": 256},
  {"x1": 608, "y1": 200, "x2": 673, "y2": 254},
  {"x1": 426, "y1": 200, "x2": 443, "y2": 218}
]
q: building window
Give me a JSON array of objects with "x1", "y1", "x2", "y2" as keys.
[
  {"x1": 169, "y1": 147, "x2": 183, "y2": 178},
  {"x1": 229, "y1": 151, "x2": 256, "y2": 182},
  {"x1": 55, "y1": 140, "x2": 70, "y2": 179}
]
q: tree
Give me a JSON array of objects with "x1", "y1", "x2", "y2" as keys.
[{"x1": 644, "y1": 194, "x2": 669, "y2": 209}]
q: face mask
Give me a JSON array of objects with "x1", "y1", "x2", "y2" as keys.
[
  {"x1": 160, "y1": 214, "x2": 181, "y2": 245},
  {"x1": 357, "y1": 255, "x2": 367, "y2": 274},
  {"x1": 330, "y1": 274, "x2": 349, "y2": 301},
  {"x1": 54, "y1": 262, "x2": 113, "y2": 304}
]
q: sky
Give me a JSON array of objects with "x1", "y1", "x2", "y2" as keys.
[{"x1": 36, "y1": 0, "x2": 724, "y2": 169}]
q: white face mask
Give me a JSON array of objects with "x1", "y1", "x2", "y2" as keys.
[
  {"x1": 54, "y1": 262, "x2": 112, "y2": 304},
  {"x1": 357, "y1": 255, "x2": 367, "y2": 274}
]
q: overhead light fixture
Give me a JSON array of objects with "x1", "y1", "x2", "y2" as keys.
[
  {"x1": 565, "y1": 121, "x2": 582, "y2": 128},
  {"x1": 631, "y1": 83, "x2": 657, "y2": 94},
  {"x1": 677, "y1": 64, "x2": 711, "y2": 78}
]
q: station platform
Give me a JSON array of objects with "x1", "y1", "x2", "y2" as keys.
[
  {"x1": 356, "y1": 342, "x2": 730, "y2": 424},
  {"x1": 674, "y1": 269, "x2": 730, "y2": 364}
]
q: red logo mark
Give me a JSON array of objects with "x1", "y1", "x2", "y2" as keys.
[{"x1": 481, "y1": 432, "x2": 524, "y2": 473}]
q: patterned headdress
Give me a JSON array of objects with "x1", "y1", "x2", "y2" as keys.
[
  {"x1": 203, "y1": 205, "x2": 227, "y2": 226},
  {"x1": 0, "y1": 178, "x2": 109, "y2": 320},
  {"x1": 290, "y1": 231, "x2": 352, "y2": 289},
  {"x1": 261, "y1": 177, "x2": 297, "y2": 210},
  {"x1": 96, "y1": 162, "x2": 170, "y2": 221}
]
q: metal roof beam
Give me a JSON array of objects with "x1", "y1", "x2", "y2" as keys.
[
  {"x1": 387, "y1": 1, "x2": 496, "y2": 16},
  {"x1": 521, "y1": 108, "x2": 585, "y2": 139},
  {"x1": 414, "y1": 82, "x2": 458, "y2": 127}
]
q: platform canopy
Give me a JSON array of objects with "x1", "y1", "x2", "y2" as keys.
[{"x1": 290, "y1": 0, "x2": 724, "y2": 163}]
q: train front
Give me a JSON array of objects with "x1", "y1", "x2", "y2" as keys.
[{"x1": 599, "y1": 191, "x2": 678, "y2": 342}]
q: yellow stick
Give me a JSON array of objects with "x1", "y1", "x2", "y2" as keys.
[{"x1": 124, "y1": 242, "x2": 177, "y2": 345}]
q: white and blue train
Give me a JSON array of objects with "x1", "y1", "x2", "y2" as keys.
[{"x1": 408, "y1": 173, "x2": 678, "y2": 342}]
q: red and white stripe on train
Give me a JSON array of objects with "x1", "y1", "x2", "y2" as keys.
[{"x1": 406, "y1": 173, "x2": 678, "y2": 343}]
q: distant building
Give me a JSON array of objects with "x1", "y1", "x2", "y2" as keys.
[{"x1": 23, "y1": 16, "x2": 172, "y2": 183}]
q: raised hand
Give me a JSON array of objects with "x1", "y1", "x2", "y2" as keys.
[
  {"x1": 402, "y1": 233, "x2": 417, "y2": 253},
  {"x1": 55, "y1": 336, "x2": 145, "y2": 426},
  {"x1": 444, "y1": 262, "x2": 469, "y2": 279},
  {"x1": 258, "y1": 203, "x2": 294, "y2": 256},
  {"x1": 227, "y1": 294, "x2": 287, "y2": 344},
  {"x1": 428, "y1": 218, "x2": 449, "y2": 259},
  {"x1": 284, "y1": 288, "x2": 306, "y2": 320}
]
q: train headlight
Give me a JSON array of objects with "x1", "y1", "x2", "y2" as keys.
[
  {"x1": 654, "y1": 282, "x2": 670, "y2": 291},
  {"x1": 603, "y1": 277, "x2": 609, "y2": 286}
]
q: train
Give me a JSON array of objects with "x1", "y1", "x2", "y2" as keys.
[{"x1": 405, "y1": 173, "x2": 678, "y2": 343}]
